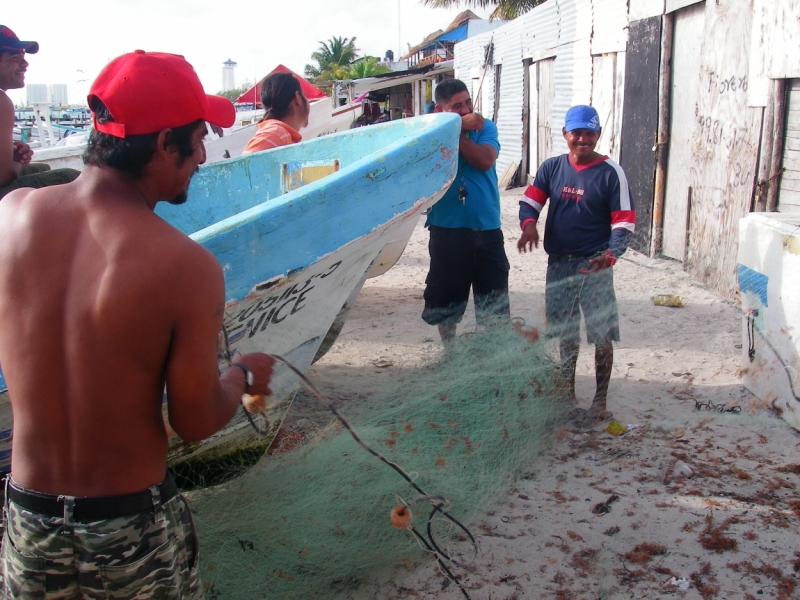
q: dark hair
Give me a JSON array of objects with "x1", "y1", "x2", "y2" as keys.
[
  {"x1": 434, "y1": 79, "x2": 469, "y2": 105},
  {"x1": 83, "y1": 98, "x2": 202, "y2": 177},
  {"x1": 260, "y1": 72, "x2": 305, "y2": 121}
]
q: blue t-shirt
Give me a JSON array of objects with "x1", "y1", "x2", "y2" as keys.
[
  {"x1": 519, "y1": 154, "x2": 635, "y2": 257},
  {"x1": 426, "y1": 119, "x2": 501, "y2": 231}
]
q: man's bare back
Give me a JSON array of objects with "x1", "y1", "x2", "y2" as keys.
[{"x1": 0, "y1": 146, "x2": 271, "y2": 497}]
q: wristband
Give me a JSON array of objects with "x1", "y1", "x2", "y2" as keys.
[
  {"x1": 602, "y1": 251, "x2": 617, "y2": 267},
  {"x1": 520, "y1": 218, "x2": 537, "y2": 231},
  {"x1": 231, "y1": 363, "x2": 254, "y2": 391}
]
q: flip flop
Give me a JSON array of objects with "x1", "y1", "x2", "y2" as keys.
[{"x1": 575, "y1": 411, "x2": 613, "y2": 429}]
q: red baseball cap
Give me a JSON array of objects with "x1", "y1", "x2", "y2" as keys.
[{"x1": 88, "y1": 50, "x2": 235, "y2": 138}]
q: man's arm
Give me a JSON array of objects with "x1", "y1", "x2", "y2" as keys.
[
  {"x1": 459, "y1": 113, "x2": 498, "y2": 172},
  {"x1": 163, "y1": 245, "x2": 274, "y2": 442},
  {"x1": 459, "y1": 135, "x2": 498, "y2": 172},
  {"x1": 0, "y1": 93, "x2": 21, "y2": 187},
  {"x1": 517, "y1": 165, "x2": 551, "y2": 253},
  {"x1": 580, "y1": 167, "x2": 636, "y2": 273}
]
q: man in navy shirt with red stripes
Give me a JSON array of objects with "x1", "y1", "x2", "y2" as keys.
[{"x1": 517, "y1": 105, "x2": 634, "y2": 426}]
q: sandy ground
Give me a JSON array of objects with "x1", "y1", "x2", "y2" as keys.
[{"x1": 288, "y1": 189, "x2": 800, "y2": 600}]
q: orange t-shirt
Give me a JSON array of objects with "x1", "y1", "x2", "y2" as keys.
[{"x1": 241, "y1": 119, "x2": 302, "y2": 154}]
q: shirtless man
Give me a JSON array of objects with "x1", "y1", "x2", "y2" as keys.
[
  {"x1": 0, "y1": 50, "x2": 273, "y2": 597},
  {"x1": 0, "y1": 25, "x2": 79, "y2": 199}
]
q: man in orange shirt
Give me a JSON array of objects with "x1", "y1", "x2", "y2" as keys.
[{"x1": 242, "y1": 72, "x2": 310, "y2": 154}]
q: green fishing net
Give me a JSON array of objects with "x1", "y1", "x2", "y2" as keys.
[{"x1": 183, "y1": 326, "x2": 568, "y2": 599}]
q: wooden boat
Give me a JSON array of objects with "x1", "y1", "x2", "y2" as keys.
[{"x1": 0, "y1": 113, "x2": 460, "y2": 473}]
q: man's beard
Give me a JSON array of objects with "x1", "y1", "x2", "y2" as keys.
[{"x1": 168, "y1": 166, "x2": 200, "y2": 205}]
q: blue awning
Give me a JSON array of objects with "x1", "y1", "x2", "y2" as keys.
[{"x1": 435, "y1": 23, "x2": 468, "y2": 43}]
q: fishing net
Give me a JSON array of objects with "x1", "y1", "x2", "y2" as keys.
[{"x1": 182, "y1": 325, "x2": 569, "y2": 599}]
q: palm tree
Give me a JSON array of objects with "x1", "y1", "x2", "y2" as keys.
[
  {"x1": 421, "y1": 0, "x2": 546, "y2": 20},
  {"x1": 304, "y1": 36, "x2": 360, "y2": 80},
  {"x1": 346, "y1": 57, "x2": 392, "y2": 79}
]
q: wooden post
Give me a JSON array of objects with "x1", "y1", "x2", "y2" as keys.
[
  {"x1": 767, "y1": 78, "x2": 786, "y2": 212},
  {"x1": 754, "y1": 100, "x2": 775, "y2": 212},
  {"x1": 650, "y1": 12, "x2": 673, "y2": 258},
  {"x1": 683, "y1": 187, "x2": 693, "y2": 269},
  {"x1": 519, "y1": 59, "x2": 532, "y2": 187}
]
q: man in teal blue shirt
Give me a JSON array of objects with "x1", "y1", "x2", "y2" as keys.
[{"x1": 422, "y1": 79, "x2": 510, "y2": 344}]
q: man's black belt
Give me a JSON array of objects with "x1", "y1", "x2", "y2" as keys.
[{"x1": 7, "y1": 473, "x2": 179, "y2": 520}]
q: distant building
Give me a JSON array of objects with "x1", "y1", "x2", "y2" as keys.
[
  {"x1": 26, "y1": 83, "x2": 47, "y2": 105},
  {"x1": 222, "y1": 59, "x2": 237, "y2": 92},
  {"x1": 401, "y1": 10, "x2": 503, "y2": 68},
  {"x1": 49, "y1": 84, "x2": 68, "y2": 106},
  {"x1": 346, "y1": 11, "x2": 504, "y2": 121}
]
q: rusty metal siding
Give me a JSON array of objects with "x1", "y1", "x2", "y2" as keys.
[
  {"x1": 778, "y1": 80, "x2": 800, "y2": 213},
  {"x1": 685, "y1": 0, "x2": 761, "y2": 296}
]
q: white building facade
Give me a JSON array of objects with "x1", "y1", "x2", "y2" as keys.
[
  {"x1": 26, "y1": 84, "x2": 48, "y2": 105},
  {"x1": 48, "y1": 84, "x2": 68, "y2": 106}
]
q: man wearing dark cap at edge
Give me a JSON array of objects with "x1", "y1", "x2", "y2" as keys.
[
  {"x1": 0, "y1": 50, "x2": 274, "y2": 598},
  {"x1": 0, "y1": 26, "x2": 79, "y2": 199}
]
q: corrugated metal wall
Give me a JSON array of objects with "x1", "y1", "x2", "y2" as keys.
[
  {"x1": 491, "y1": 19, "x2": 525, "y2": 177},
  {"x1": 454, "y1": 0, "x2": 630, "y2": 178}
]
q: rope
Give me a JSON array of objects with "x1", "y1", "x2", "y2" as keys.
[{"x1": 693, "y1": 399, "x2": 741, "y2": 414}]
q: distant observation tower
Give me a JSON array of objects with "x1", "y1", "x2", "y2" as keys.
[{"x1": 222, "y1": 59, "x2": 237, "y2": 92}]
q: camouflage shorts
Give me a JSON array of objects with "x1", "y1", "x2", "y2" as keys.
[{"x1": 0, "y1": 479, "x2": 203, "y2": 599}]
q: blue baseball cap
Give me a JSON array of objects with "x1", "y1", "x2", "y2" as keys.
[
  {"x1": 564, "y1": 105, "x2": 600, "y2": 132},
  {"x1": 0, "y1": 26, "x2": 38, "y2": 54}
]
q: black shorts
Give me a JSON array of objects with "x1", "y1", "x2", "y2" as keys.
[
  {"x1": 422, "y1": 226, "x2": 510, "y2": 326},
  {"x1": 545, "y1": 254, "x2": 620, "y2": 345}
]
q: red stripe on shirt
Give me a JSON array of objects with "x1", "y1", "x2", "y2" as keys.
[
  {"x1": 611, "y1": 210, "x2": 635, "y2": 225},
  {"x1": 524, "y1": 185, "x2": 547, "y2": 203},
  {"x1": 611, "y1": 210, "x2": 636, "y2": 232}
]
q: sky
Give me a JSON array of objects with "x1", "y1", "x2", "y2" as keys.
[{"x1": 3, "y1": 1, "x2": 490, "y2": 107}]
